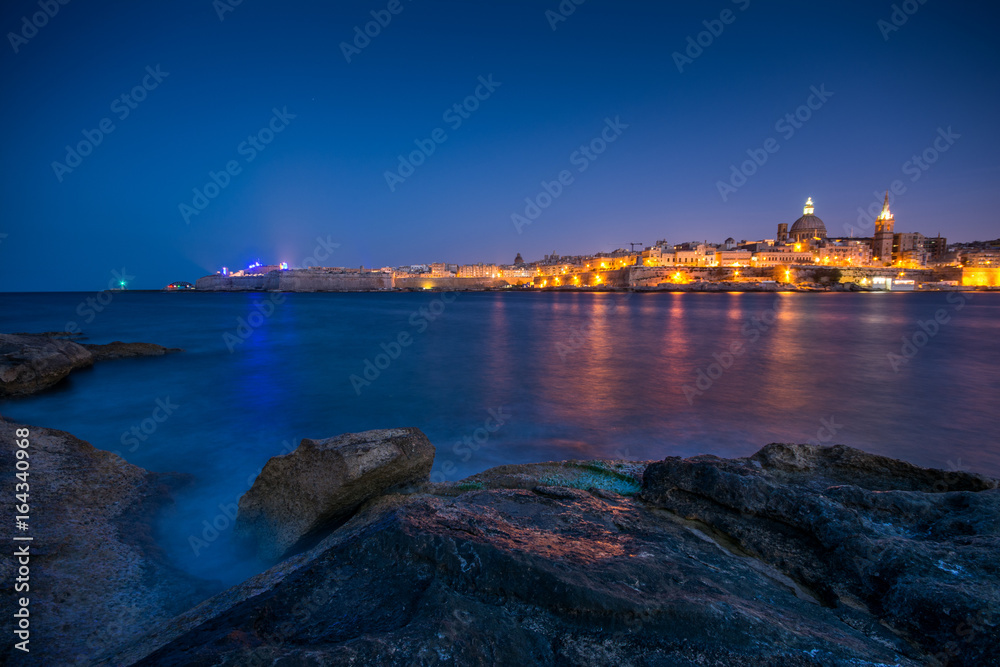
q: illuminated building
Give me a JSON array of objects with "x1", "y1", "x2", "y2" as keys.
[
  {"x1": 714, "y1": 249, "x2": 753, "y2": 266},
  {"x1": 457, "y1": 263, "x2": 499, "y2": 278},
  {"x1": 787, "y1": 197, "x2": 828, "y2": 243},
  {"x1": 752, "y1": 247, "x2": 816, "y2": 266},
  {"x1": 430, "y1": 263, "x2": 453, "y2": 277},
  {"x1": 961, "y1": 248, "x2": 1000, "y2": 267},
  {"x1": 817, "y1": 240, "x2": 872, "y2": 266},
  {"x1": 892, "y1": 232, "x2": 928, "y2": 267},
  {"x1": 872, "y1": 191, "x2": 895, "y2": 265},
  {"x1": 776, "y1": 223, "x2": 788, "y2": 244}
]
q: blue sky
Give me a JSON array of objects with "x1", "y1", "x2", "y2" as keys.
[{"x1": 1, "y1": 0, "x2": 997, "y2": 290}]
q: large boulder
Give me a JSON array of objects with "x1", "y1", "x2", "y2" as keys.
[
  {"x1": 0, "y1": 333, "x2": 94, "y2": 396},
  {"x1": 108, "y1": 459, "x2": 927, "y2": 666},
  {"x1": 0, "y1": 420, "x2": 214, "y2": 666},
  {"x1": 641, "y1": 443, "x2": 1000, "y2": 667},
  {"x1": 235, "y1": 427, "x2": 435, "y2": 561}
]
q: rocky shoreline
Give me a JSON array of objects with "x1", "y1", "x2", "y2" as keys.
[
  {"x1": 1, "y1": 419, "x2": 996, "y2": 666},
  {"x1": 0, "y1": 333, "x2": 181, "y2": 397}
]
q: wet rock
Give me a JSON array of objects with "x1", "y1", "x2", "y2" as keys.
[
  {"x1": 0, "y1": 333, "x2": 181, "y2": 396},
  {"x1": 235, "y1": 428, "x2": 435, "y2": 561},
  {"x1": 0, "y1": 333, "x2": 93, "y2": 396},
  {"x1": 112, "y1": 458, "x2": 936, "y2": 666},
  {"x1": 0, "y1": 420, "x2": 214, "y2": 666},
  {"x1": 641, "y1": 443, "x2": 999, "y2": 667}
]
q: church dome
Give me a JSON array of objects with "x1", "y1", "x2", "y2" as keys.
[{"x1": 789, "y1": 198, "x2": 827, "y2": 240}]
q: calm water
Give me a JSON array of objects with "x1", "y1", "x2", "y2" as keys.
[{"x1": 2, "y1": 291, "x2": 999, "y2": 587}]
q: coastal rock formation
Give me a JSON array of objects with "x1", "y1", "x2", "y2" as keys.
[
  {"x1": 0, "y1": 421, "x2": 213, "y2": 666},
  {"x1": 235, "y1": 428, "x2": 435, "y2": 561},
  {"x1": 83, "y1": 340, "x2": 182, "y2": 361},
  {"x1": 107, "y1": 448, "x2": 1000, "y2": 666},
  {"x1": 0, "y1": 333, "x2": 93, "y2": 396},
  {"x1": 641, "y1": 443, "x2": 1000, "y2": 667},
  {"x1": 0, "y1": 333, "x2": 181, "y2": 397}
]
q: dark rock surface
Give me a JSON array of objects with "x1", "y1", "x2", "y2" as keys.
[
  {"x1": 107, "y1": 447, "x2": 1000, "y2": 666},
  {"x1": 235, "y1": 428, "x2": 435, "y2": 561},
  {"x1": 0, "y1": 421, "x2": 214, "y2": 666},
  {"x1": 82, "y1": 341, "x2": 182, "y2": 362},
  {"x1": 0, "y1": 333, "x2": 93, "y2": 396},
  {"x1": 641, "y1": 443, "x2": 1000, "y2": 667},
  {"x1": 0, "y1": 333, "x2": 181, "y2": 397}
]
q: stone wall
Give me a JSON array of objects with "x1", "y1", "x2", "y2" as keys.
[
  {"x1": 195, "y1": 270, "x2": 392, "y2": 291},
  {"x1": 394, "y1": 276, "x2": 511, "y2": 290}
]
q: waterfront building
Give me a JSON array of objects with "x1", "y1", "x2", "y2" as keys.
[
  {"x1": 818, "y1": 239, "x2": 873, "y2": 266},
  {"x1": 961, "y1": 248, "x2": 1000, "y2": 267},
  {"x1": 430, "y1": 263, "x2": 454, "y2": 277},
  {"x1": 872, "y1": 192, "x2": 895, "y2": 265},
  {"x1": 892, "y1": 232, "x2": 928, "y2": 267},
  {"x1": 752, "y1": 246, "x2": 816, "y2": 266},
  {"x1": 458, "y1": 263, "x2": 500, "y2": 278},
  {"x1": 673, "y1": 244, "x2": 713, "y2": 266},
  {"x1": 715, "y1": 249, "x2": 753, "y2": 266},
  {"x1": 924, "y1": 235, "x2": 948, "y2": 262}
]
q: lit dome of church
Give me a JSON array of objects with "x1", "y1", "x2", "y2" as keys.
[{"x1": 789, "y1": 197, "x2": 827, "y2": 242}]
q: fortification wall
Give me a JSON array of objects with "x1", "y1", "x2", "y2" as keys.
[
  {"x1": 394, "y1": 277, "x2": 511, "y2": 290},
  {"x1": 277, "y1": 270, "x2": 392, "y2": 291},
  {"x1": 194, "y1": 274, "x2": 278, "y2": 291}
]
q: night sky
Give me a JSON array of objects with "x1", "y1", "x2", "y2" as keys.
[{"x1": 1, "y1": 0, "x2": 997, "y2": 291}]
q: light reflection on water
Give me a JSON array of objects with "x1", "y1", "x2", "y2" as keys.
[{"x1": 1, "y1": 290, "x2": 998, "y2": 588}]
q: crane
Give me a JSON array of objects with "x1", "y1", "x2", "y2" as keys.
[{"x1": 629, "y1": 242, "x2": 644, "y2": 252}]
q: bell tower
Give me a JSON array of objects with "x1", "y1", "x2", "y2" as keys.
[{"x1": 872, "y1": 191, "x2": 895, "y2": 265}]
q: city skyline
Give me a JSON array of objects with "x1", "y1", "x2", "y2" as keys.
[{"x1": 2, "y1": 1, "x2": 999, "y2": 291}]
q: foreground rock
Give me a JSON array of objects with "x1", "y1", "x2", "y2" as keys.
[
  {"x1": 106, "y1": 446, "x2": 1000, "y2": 666},
  {"x1": 641, "y1": 443, "x2": 1000, "y2": 667},
  {"x1": 0, "y1": 421, "x2": 214, "y2": 666},
  {"x1": 0, "y1": 333, "x2": 93, "y2": 396},
  {"x1": 0, "y1": 333, "x2": 181, "y2": 397},
  {"x1": 235, "y1": 428, "x2": 435, "y2": 561}
]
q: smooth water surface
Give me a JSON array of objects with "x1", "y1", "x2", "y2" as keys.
[{"x1": 2, "y1": 290, "x2": 998, "y2": 586}]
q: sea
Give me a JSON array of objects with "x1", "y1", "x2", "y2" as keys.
[{"x1": 2, "y1": 290, "x2": 998, "y2": 588}]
